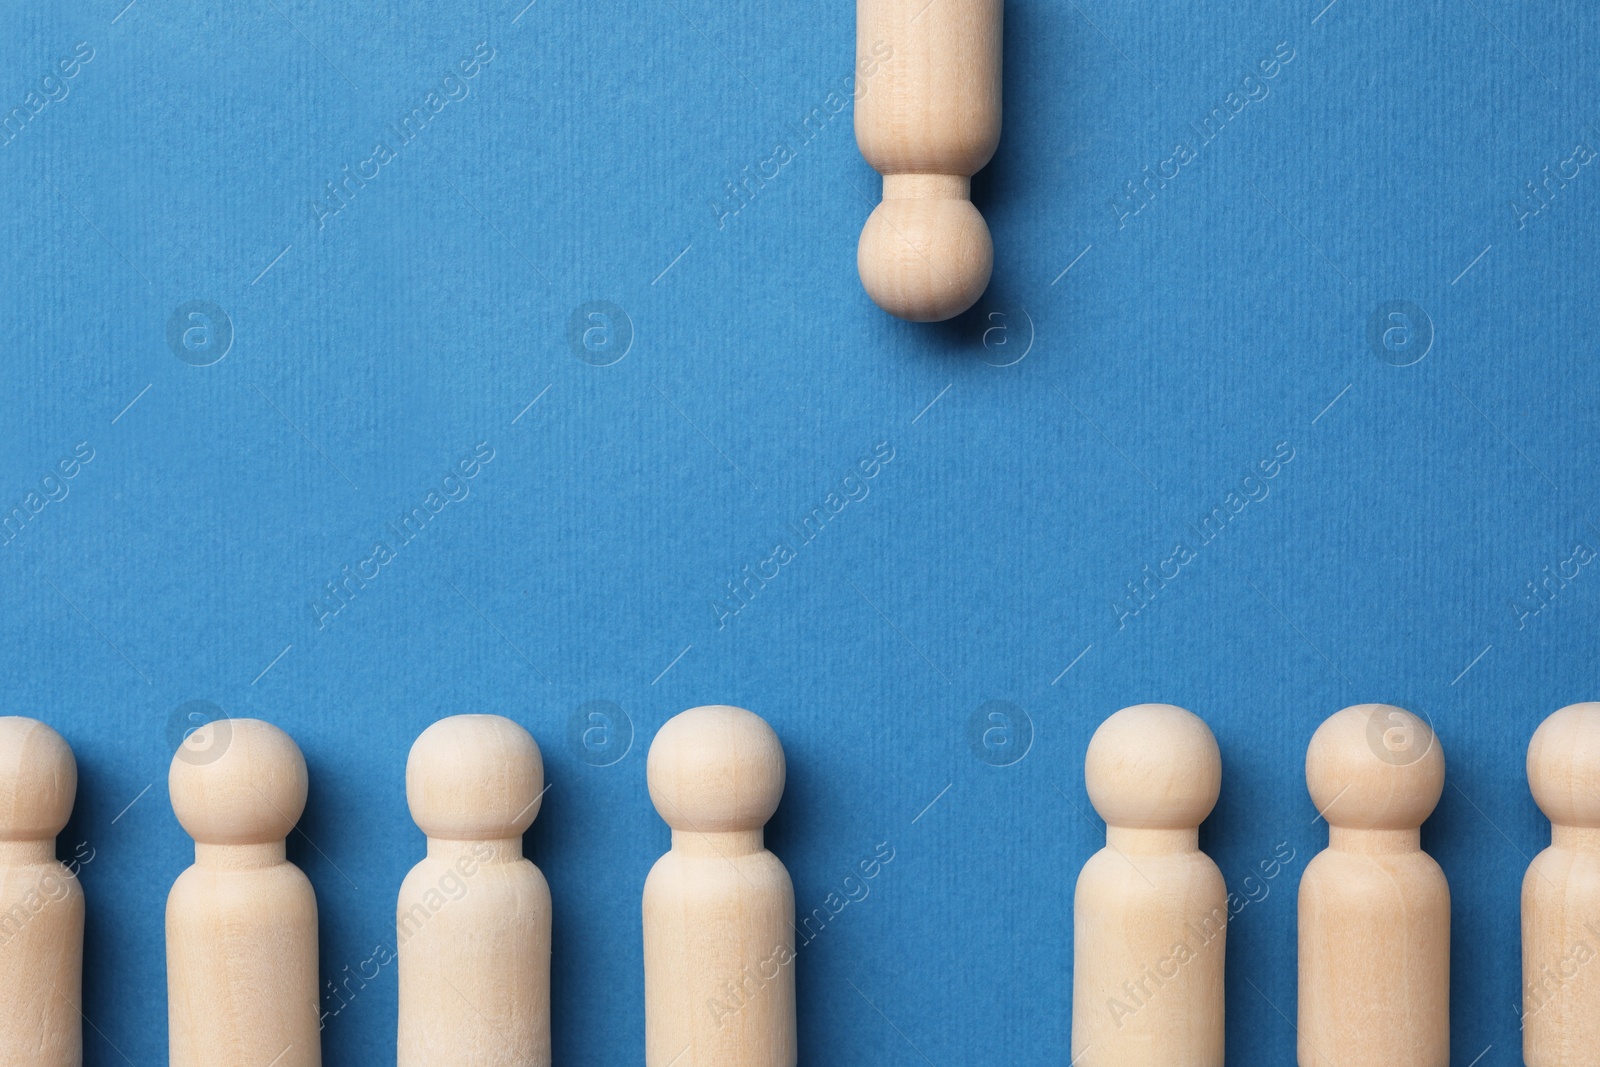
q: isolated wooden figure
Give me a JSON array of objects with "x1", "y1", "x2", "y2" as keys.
[
  {"x1": 855, "y1": 0, "x2": 1001, "y2": 320},
  {"x1": 1524, "y1": 702, "x2": 1600, "y2": 1065},
  {"x1": 167, "y1": 719, "x2": 321, "y2": 1067},
  {"x1": 643, "y1": 705, "x2": 796, "y2": 1067},
  {"x1": 399, "y1": 715, "x2": 552, "y2": 1067},
  {"x1": 1072, "y1": 704, "x2": 1226, "y2": 1067},
  {"x1": 0, "y1": 717, "x2": 83, "y2": 1067},
  {"x1": 1298, "y1": 704, "x2": 1448, "y2": 1067}
]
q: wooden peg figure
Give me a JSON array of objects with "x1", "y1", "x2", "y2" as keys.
[
  {"x1": 167, "y1": 719, "x2": 321, "y2": 1067},
  {"x1": 1072, "y1": 704, "x2": 1226, "y2": 1067},
  {"x1": 855, "y1": 0, "x2": 1002, "y2": 320},
  {"x1": 399, "y1": 715, "x2": 551, "y2": 1067},
  {"x1": 1524, "y1": 702, "x2": 1600, "y2": 1065},
  {"x1": 1299, "y1": 704, "x2": 1448, "y2": 1067},
  {"x1": 643, "y1": 705, "x2": 796, "y2": 1067},
  {"x1": 0, "y1": 717, "x2": 83, "y2": 1067}
]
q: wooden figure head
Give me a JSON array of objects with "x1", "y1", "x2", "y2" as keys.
[
  {"x1": 0, "y1": 716, "x2": 76, "y2": 843},
  {"x1": 1085, "y1": 703, "x2": 1221, "y2": 831},
  {"x1": 407, "y1": 714, "x2": 544, "y2": 840},
  {"x1": 1306, "y1": 704, "x2": 1444, "y2": 831},
  {"x1": 1528, "y1": 702, "x2": 1600, "y2": 829},
  {"x1": 647, "y1": 705, "x2": 785, "y2": 834},
  {"x1": 169, "y1": 718, "x2": 307, "y2": 846}
]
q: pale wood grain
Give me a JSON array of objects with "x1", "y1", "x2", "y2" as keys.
[
  {"x1": 644, "y1": 705, "x2": 796, "y2": 1067},
  {"x1": 1524, "y1": 702, "x2": 1600, "y2": 1066},
  {"x1": 167, "y1": 719, "x2": 321, "y2": 1067},
  {"x1": 1072, "y1": 704, "x2": 1226, "y2": 1067},
  {"x1": 856, "y1": 0, "x2": 1001, "y2": 320},
  {"x1": 1298, "y1": 704, "x2": 1448, "y2": 1067},
  {"x1": 0, "y1": 717, "x2": 82, "y2": 1067},
  {"x1": 398, "y1": 714, "x2": 551, "y2": 1067}
]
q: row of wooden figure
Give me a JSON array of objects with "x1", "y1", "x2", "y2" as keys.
[{"x1": 1, "y1": 702, "x2": 1597, "y2": 1066}]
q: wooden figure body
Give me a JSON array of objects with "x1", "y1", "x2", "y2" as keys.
[
  {"x1": 1298, "y1": 704, "x2": 1448, "y2": 1067},
  {"x1": 1072, "y1": 704, "x2": 1226, "y2": 1067},
  {"x1": 167, "y1": 719, "x2": 321, "y2": 1067},
  {"x1": 399, "y1": 714, "x2": 552, "y2": 1067},
  {"x1": 643, "y1": 705, "x2": 796, "y2": 1067},
  {"x1": 0, "y1": 717, "x2": 83, "y2": 1067},
  {"x1": 855, "y1": 0, "x2": 1001, "y2": 321},
  {"x1": 1523, "y1": 702, "x2": 1600, "y2": 1066}
]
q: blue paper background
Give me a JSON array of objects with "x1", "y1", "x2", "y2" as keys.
[{"x1": 3, "y1": 0, "x2": 1598, "y2": 1063}]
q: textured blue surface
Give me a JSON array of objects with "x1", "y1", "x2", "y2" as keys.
[{"x1": 2, "y1": 1, "x2": 1598, "y2": 1063}]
